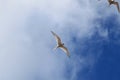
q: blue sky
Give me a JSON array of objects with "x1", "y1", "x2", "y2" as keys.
[{"x1": 0, "y1": 0, "x2": 120, "y2": 80}]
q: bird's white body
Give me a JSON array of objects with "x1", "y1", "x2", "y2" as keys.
[{"x1": 51, "y1": 31, "x2": 70, "y2": 57}]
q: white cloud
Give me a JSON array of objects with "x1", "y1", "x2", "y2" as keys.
[{"x1": 0, "y1": 0, "x2": 120, "y2": 80}]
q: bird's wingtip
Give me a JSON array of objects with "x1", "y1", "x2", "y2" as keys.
[
  {"x1": 51, "y1": 31, "x2": 54, "y2": 34},
  {"x1": 51, "y1": 31, "x2": 53, "y2": 33},
  {"x1": 68, "y1": 55, "x2": 71, "y2": 58},
  {"x1": 119, "y1": 10, "x2": 120, "y2": 13}
]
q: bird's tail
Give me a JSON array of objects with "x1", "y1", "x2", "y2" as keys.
[{"x1": 53, "y1": 46, "x2": 58, "y2": 50}]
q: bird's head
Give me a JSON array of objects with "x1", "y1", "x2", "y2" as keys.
[{"x1": 62, "y1": 43, "x2": 64, "y2": 45}]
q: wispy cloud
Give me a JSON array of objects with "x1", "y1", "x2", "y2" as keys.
[{"x1": 0, "y1": 0, "x2": 120, "y2": 80}]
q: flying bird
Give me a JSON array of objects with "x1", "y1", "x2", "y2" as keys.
[
  {"x1": 108, "y1": 0, "x2": 120, "y2": 13},
  {"x1": 99, "y1": 0, "x2": 120, "y2": 12},
  {"x1": 51, "y1": 31, "x2": 70, "y2": 57}
]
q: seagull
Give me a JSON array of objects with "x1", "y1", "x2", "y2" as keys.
[
  {"x1": 99, "y1": 0, "x2": 120, "y2": 12},
  {"x1": 108, "y1": 0, "x2": 120, "y2": 13},
  {"x1": 51, "y1": 31, "x2": 70, "y2": 57}
]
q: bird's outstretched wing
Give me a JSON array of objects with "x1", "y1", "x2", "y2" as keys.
[
  {"x1": 60, "y1": 46, "x2": 70, "y2": 57},
  {"x1": 108, "y1": 0, "x2": 111, "y2": 3},
  {"x1": 51, "y1": 31, "x2": 62, "y2": 45},
  {"x1": 113, "y1": 2, "x2": 120, "y2": 12}
]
